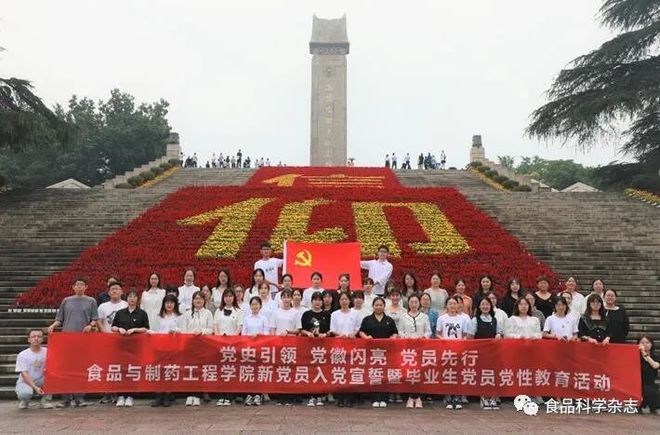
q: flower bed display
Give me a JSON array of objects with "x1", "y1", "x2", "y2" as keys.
[
  {"x1": 625, "y1": 188, "x2": 660, "y2": 207},
  {"x1": 17, "y1": 167, "x2": 557, "y2": 307}
]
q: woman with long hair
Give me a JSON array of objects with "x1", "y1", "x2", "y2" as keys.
[
  {"x1": 141, "y1": 272, "x2": 165, "y2": 331},
  {"x1": 578, "y1": 294, "x2": 610, "y2": 344},
  {"x1": 211, "y1": 268, "x2": 232, "y2": 308}
]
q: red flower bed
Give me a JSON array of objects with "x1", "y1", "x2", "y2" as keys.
[{"x1": 17, "y1": 167, "x2": 557, "y2": 307}]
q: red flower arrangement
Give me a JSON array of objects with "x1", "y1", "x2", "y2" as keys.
[{"x1": 17, "y1": 167, "x2": 557, "y2": 307}]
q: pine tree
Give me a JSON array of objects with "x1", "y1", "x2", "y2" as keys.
[{"x1": 528, "y1": 0, "x2": 660, "y2": 190}]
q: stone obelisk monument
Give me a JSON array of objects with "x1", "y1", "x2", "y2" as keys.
[{"x1": 309, "y1": 14, "x2": 349, "y2": 166}]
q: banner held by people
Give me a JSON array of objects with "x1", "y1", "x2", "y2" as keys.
[
  {"x1": 44, "y1": 333, "x2": 641, "y2": 401},
  {"x1": 284, "y1": 241, "x2": 362, "y2": 290}
]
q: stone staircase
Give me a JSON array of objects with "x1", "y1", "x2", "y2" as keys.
[
  {"x1": 0, "y1": 167, "x2": 657, "y2": 398},
  {"x1": 398, "y1": 169, "x2": 660, "y2": 341},
  {"x1": 0, "y1": 168, "x2": 254, "y2": 398}
]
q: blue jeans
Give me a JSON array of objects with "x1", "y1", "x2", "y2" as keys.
[{"x1": 16, "y1": 379, "x2": 43, "y2": 403}]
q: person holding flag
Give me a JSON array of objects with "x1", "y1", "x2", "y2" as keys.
[
  {"x1": 360, "y1": 245, "x2": 393, "y2": 296},
  {"x1": 254, "y1": 241, "x2": 284, "y2": 298}
]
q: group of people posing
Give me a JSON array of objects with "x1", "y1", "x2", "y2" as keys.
[{"x1": 15, "y1": 243, "x2": 659, "y2": 414}]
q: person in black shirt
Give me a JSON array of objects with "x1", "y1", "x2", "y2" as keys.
[
  {"x1": 359, "y1": 297, "x2": 398, "y2": 408},
  {"x1": 501, "y1": 278, "x2": 522, "y2": 317},
  {"x1": 111, "y1": 289, "x2": 150, "y2": 334},
  {"x1": 578, "y1": 294, "x2": 610, "y2": 344},
  {"x1": 300, "y1": 292, "x2": 330, "y2": 408},
  {"x1": 109, "y1": 289, "x2": 149, "y2": 407},
  {"x1": 638, "y1": 335, "x2": 659, "y2": 414},
  {"x1": 301, "y1": 292, "x2": 331, "y2": 338},
  {"x1": 603, "y1": 289, "x2": 629, "y2": 343},
  {"x1": 534, "y1": 276, "x2": 556, "y2": 319}
]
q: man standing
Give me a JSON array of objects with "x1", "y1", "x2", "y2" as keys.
[
  {"x1": 237, "y1": 149, "x2": 242, "y2": 168},
  {"x1": 404, "y1": 153, "x2": 411, "y2": 170},
  {"x1": 391, "y1": 153, "x2": 398, "y2": 170},
  {"x1": 47, "y1": 277, "x2": 98, "y2": 407},
  {"x1": 360, "y1": 245, "x2": 394, "y2": 296},
  {"x1": 254, "y1": 241, "x2": 284, "y2": 298},
  {"x1": 15, "y1": 329, "x2": 52, "y2": 409}
]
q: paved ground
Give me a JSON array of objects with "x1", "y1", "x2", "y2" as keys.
[{"x1": 1, "y1": 400, "x2": 658, "y2": 434}]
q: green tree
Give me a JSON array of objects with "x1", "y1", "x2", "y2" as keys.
[
  {"x1": 527, "y1": 0, "x2": 660, "y2": 191},
  {"x1": 515, "y1": 156, "x2": 599, "y2": 190},
  {"x1": 497, "y1": 155, "x2": 516, "y2": 170}
]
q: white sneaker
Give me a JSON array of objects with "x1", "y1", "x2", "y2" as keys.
[
  {"x1": 217, "y1": 398, "x2": 224, "y2": 406},
  {"x1": 315, "y1": 397, "x2": 324, "y2": 406},
  {"x1": 245, "y1": 395, "x2": 254, "y2": 406},
  {"x1": 455, "y1": 403, "x2": 463, "y2": 410},
  {"x1": 39, "y1": 399, "x2": 54, "y2": 409},
  {"x1": 254, "y1": 395, "x2": 262, "y2": 406},
  {"x1": 116, "y1": 396, "x2": 125, "y2": 407},
  {"x1": 225, "y1": 399, "x2": 232, "y2": 406},
  {"x1": 124, "y1": 397, "x2": 134, "y2": 407},
  {"x1": 446, "y1": 403, "x2": 454, "y2": 409},
  {"x1": 379, "y1": 401, "x2": 387, "y2": 408},
  {"x1": 18, "y1": 400, "x2": 28, "y2": 409},
  {"x1": 185, "y1": 396, "x2": 194, "y2": 406},
  {"x1": 192, "y1": 397, "x2": 200, "y2": 406},
  {"x1": 372, "y1": 401, "x2": 380, "y2": 408},
  {"x1": 490, "y1": 399, "x2": 499, "y2": 410},
  {"x1": 307, "y1": 398, "x2": 316, "y2": 407}
]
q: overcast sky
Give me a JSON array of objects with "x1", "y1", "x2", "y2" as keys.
[{"x1": 1, "y1": 0, "x2": 618, "y2": 167}]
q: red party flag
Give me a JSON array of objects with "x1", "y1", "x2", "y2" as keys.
[{"x1": 284, "y1": 241, "x2": 362, "y2": 290}]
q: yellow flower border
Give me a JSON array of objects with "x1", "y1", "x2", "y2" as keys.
[
  {"x1": 469, "y1": 168, "x2": 506, "y2": 191},
  {"x1": 139, "y1": 167, "x2": 179, "y2": 189},
  {"x1": 625, "y1": 188, "x2": 660, "y2": 206}
]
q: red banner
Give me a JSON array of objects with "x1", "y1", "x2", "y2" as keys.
[
  {"x1": 284, "y1": 241, "x2": 362, "y2": 290},
  {"x1": 44, "y1": 333, "x2": 640, "y2": 400}
]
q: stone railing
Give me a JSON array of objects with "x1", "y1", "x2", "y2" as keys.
[
  {"x1": 101, "y1": 133, "x2": 181, "y2": 189},
  {"x1": 469, "y1": 135, "x2": 552, "y2": 193}
]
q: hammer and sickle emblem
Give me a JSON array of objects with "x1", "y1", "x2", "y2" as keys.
[{"x1": 294, "y1": 249, "x2": 312, "y2": 267}]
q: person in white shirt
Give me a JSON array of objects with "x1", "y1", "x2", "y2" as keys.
[
  {"x1": 15, "y1": 329, "x2": 52, "y2": 409},
  {"x1": 330, "y1": 292, "x2": 361, "y2": 407},
  {"x1": 399, "y1": 295, "x2": 432, "y2": 339},
  {"x1": 141, "y1": 273, "x2": 165, "y2": 331},
  {"x1": 178, "y1": 269, "x2": 200, "y2": 314},
  {"x1": 361, "y1": 278, "x2": 376, "y2": 314},
  {"x1": 245, "y1": 268, "x2": 266, "y2": 302},
  {"x1": 256, "y1": 282, "x2": 277, "y2": 322},
  {"x1": 564, "y1": 276, "x2": 586, "y2": 317},
  {"x1": 436, "y1": 297, "x2": 472, "y2": 340},
  {"x1": 241, "y1": 296, "x2": 270, "y2": 407},
  {"x1": 211, "y1": 268, "x2": 232, "y2": 309},
  {"x1": 486, "y1": 292, "x2": 509, "y2": 330},
  {"x1": 424, "y1": 272, "x2": 449, "y2": 313},
  {"x1": 360, "y1": 245, "x2": 393, "y2": 296},
  {"x1": 233, "y1": 284, "x2": 249, "y2": 314},
  {"x1": 330, "y1": 292, "x2": 361, "y2": 337},
  {"x1": 399, "y1": 295, "x2": 431, "y2": 408},
  {"x1": 269, "y1": 290, "x2": 301, "y2": 335},
  {"x1": 184, "y1": 292, "x2": 214, "y2": 407},
  {"x1": 435, "y1": 296, "x2": 471, "y2": 410},
  {"x1": 560, "y1": 291, "x2": 581, "y2": 330},
  {"x1": 254, "y1": 241, "x2": 284, "y2": 297},
  {"x1": 504, "y1": 298, "x2": 542, "y2": 339},
  {"x1": 385, "y1": 288, "x2": 405, "y2": 331},
  {"x1": 274, "y1": 274, "x2": 294, "y2": 308},
  {"x1": 351, "y1": 291, "x2": 370, "y2": 322},
  {"x1": 290, "y1": 288, "x2": 308, "y2": 315},
  {"x1": 302, "y1": 272, "x2": 325, "y2": 308},
  {"x1": 543, "y1": 296, "x2": 578, "y2": 340},
  {"x1": 213, "y1": 288, "x2": 243, "y2": 407},
  {"x1": 96, "y1": 282, "x2": 128, "y2": 333},
  {"x1": 152, "y1": 294, "x2": 183, "y2": 407}
]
